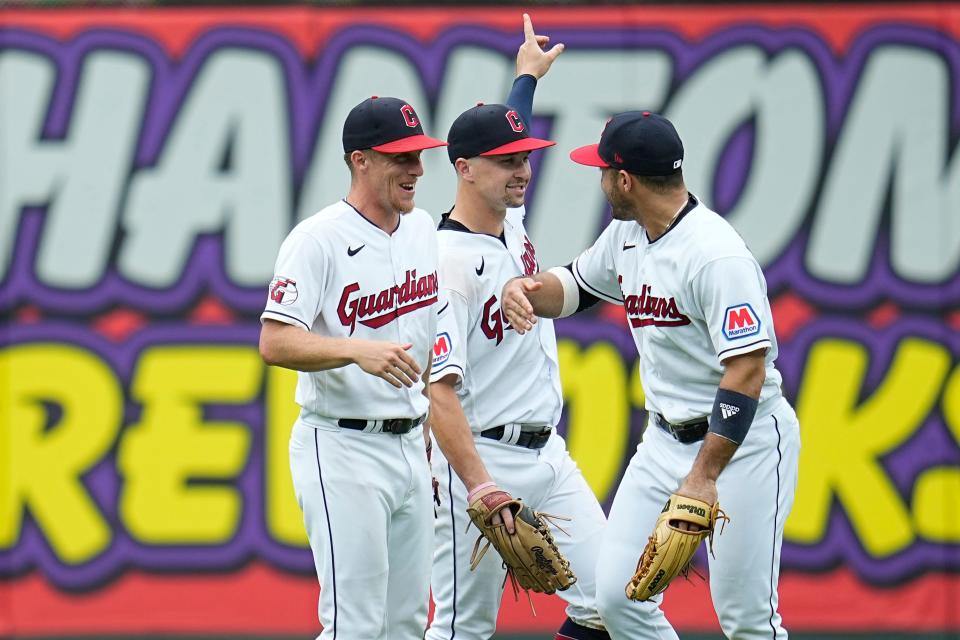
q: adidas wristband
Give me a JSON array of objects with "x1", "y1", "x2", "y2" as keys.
[{"x1": 708, "y1": 388, "x2": 758, "y2": 445}]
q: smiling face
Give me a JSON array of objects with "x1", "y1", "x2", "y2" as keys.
[
  {"x1": 358, "y1": 150, "x2": 425, "y2": 214},
  {"x1": 468, "y1": 152, "x2": 533, "y2": 210}
]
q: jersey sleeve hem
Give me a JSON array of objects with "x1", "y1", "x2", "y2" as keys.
[
  {"x1": 430, "y1": 363, "x2": 464, "y2": 384},
  {"x1": 261, "y1": 310, "x2": 311, "y2": 330},
  {"x1": 717, "y1": 339, "x2": 771, "y2": 362},
  {"x1": 572, "y1": 258, "x2": 622, "y2": 304}
]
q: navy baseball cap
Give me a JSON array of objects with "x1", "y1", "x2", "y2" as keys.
[
  {"x1": 342, "y1": 96, "x2": 447, "y2": 153},
  {"x1": 447, "y1": 103, "x2": 555, "y2": 163},
  {"x1": 569, "y1": 111, "x2": 683, "y2": 176}
]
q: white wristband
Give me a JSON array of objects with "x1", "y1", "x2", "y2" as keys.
[{"x1": 548, "y1": 266, "x2": 580, "y2": 318}]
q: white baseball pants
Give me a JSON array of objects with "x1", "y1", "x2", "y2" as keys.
[
  {"x1": 595, "y1": 397, "x2": 800, "y2": 640},
  {"x1": 289, "y1": 419, "x2": 433, "y2": 640}
]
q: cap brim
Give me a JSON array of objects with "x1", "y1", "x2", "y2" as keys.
[
  {"x1": 478, "y1": 138, "x2": 556, "y2": 156},
  {"x1": 569, "y1": 143, "x2": 609, "y2": 167},
  {"x1": 371, "y1": 134, "x2": 448, "y2": 153}
]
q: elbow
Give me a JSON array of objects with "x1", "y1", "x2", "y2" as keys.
[{"x1": 259, "y1": 333, "x2": 282, "y2": 367}]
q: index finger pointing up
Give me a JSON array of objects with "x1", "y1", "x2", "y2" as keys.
[{"x1": 522, "y1": 13, "x2": 536, "y2": 42}]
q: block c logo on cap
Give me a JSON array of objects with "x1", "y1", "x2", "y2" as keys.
[
  {"x1": 505, "y1": 109, "x2": 524, "y2": 133},
  {"x1": 400, "y1": 104, "x2": 419, "y2": 127}
]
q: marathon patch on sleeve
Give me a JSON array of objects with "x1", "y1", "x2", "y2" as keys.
[
  {"x1": 433, "y1": 332, "x2": 452, "y2": 367},
  {"x1": 722, "y1": 303, "x2": 761, "y2": 340}
]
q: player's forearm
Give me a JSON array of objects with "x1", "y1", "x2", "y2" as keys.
[
  {"x1": 515, "y1": 272, "x2": 566, "y2": 317},
  {"x1": 259, "y1": 321, "x2": 357, "y2": 372},
  {"x1": 687, "y1": 353, "x2": 767, "y2": 483},
  {"x1": 430, "y1": 382, "x2": 494, "y2": 490}
]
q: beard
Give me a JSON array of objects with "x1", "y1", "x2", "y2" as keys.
[{"x1": 607, "y1": 190, "x2": 634, "y2": 220}]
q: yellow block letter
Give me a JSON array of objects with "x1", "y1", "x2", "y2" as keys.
[
  {"x1": 118, "y1": 346, "x2": 260, "y2": 543},
  {"x1": 0, "y1": 344, "x2": 120, "y2": 563},
  {"x1": 786, "y1": 337, "x2": 950, "y2": 556}
]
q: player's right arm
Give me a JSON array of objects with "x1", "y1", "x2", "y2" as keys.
[
  {"x1": 259, "y1": 320, "x2": 421, "y2": 388},
  {"x1": 430, "y1": 376, "x2": 514, "y2": 533},
  {"x1": 502, "y1": 221, "x2": 624, "y2": 333},
  {"x1": 259, "y1": 227, "x2": 421, "y2": 388}
]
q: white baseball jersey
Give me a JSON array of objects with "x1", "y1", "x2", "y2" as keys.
[
  {"x1": 261, "y1": 199, "x2": 441, "y2": 420},
  {"x1": 572, "y1": 194, "x2": 783, "y2": 424},
  {"x1": 429, "y1": 207, "x2": 563, "y2": 431}
]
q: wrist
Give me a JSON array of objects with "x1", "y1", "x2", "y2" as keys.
[{"x1": 466, "y1": 481, "x2": 497, "y2": 503}]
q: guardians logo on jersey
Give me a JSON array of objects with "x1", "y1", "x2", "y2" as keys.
[
  {"x1": 481, "y1": 294, "x2": 513, "y2": 345},
  {"x1": 268, "y1": 276, "x2": 298, "y2": 305},
  {"x1": 620, "y1": 279, "x2": 691, "y2": 328},
  {"x1": 521, "y1": 236, "x2": 538, "y2": 276},
  {"x1": 337, "y1": 269, "x2": 439, "y2": 335}
]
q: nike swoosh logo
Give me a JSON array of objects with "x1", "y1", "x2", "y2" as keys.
[
  {"x1": 347, "y1": 244, "x2": 365, "y2": 257},
  {"x1": 475, "y1": 257, "x2": 485, "y2": 276},
  {"x1": 622, "y1": 243, "x2": 637, "y2": 251}
]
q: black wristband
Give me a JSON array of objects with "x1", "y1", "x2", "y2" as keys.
[{"x1": 708, "y1": 388, "x2": 759, "y2": 445}]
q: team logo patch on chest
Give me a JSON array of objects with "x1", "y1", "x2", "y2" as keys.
[
  {"x1": 433, "y1": 332, "x2": 452, "y2": 367},
  {"x1": 723, "y1": 303, "x2": 761, "y2": 339},
  {"x1": 337, "y1": 269, "x2": 439, "y2": 335},
  {"x1": 620, "y1": 280, "x2": 691, "y2": 328}
]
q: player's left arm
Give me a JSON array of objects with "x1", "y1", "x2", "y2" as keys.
[
  {"x1": 677, "y1": 254, "x2": 774, "y2": 511},
  {"x1": 677, "y1": 351, "x2": 765, "y2": 508}
]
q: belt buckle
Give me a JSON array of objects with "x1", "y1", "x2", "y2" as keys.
[{"x1": 384, "y1": 418, "x2": 404, "y2": 434}]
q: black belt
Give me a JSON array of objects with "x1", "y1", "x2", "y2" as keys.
[
  {"x1": 479, "y1": 425, "x2": 552, "y2": 450},
  {"x1": 653, "y1": 413, "x2": 709, "y2": 444},
  {"x1": 338, "y1": 414, "x2": 426, "y2": 435}
]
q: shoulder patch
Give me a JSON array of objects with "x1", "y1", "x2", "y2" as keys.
[
  {"x1": 722, "y1": 303, "x2": 761, "y2": 340},
  {"x1": 269, "y1": 276, "x2": 299, "y2": 305},
  {"x1": 433, "y1": 332, "x2": 453, "y2": 367}
]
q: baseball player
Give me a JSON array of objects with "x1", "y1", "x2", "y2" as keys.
[
  {"x1": 259, "y1": 97, "x2": 448, "y2": 638},
  {"x1": 425, "y1": 18, "x2": 625, "y2": 640},
  {"x1": 501, "y1": 112, "x2": 801, "y2": 639}
]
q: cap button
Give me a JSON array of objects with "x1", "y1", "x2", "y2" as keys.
[
  {"x1": 476, "y1": 102, "x2": 484, "y2": 107},
  {"x1": 642, "y1": 111, "x2": 651, "y2": 117},
  {"x1": 371, "y1": 95, "x2": 379, "y2": 99}
]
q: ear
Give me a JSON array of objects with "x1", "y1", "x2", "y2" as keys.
[
  {"x1": 618, "y1": 169, "x2": 633, "y2": 193},
  {"x1": 454, "y1": 157, "x2": 473, "y2": 181},
  {"x1": 350, "y1": 150, "x2": 369, "y2": 172}
]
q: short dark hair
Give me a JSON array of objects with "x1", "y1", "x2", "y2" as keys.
[
  {"x1": 635, "y1": 170, "x2": 685, "y2": 194},
  {"x1": 344, "y1": 152, "x2": 354, "y2": 172}
]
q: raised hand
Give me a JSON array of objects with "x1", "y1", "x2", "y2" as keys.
[
  {"x1": 353, "y1": 340, "x2": 422, "y2": 388},
  {"x1": 516, "y1": 13, "x2": 564, "y2": 79}
]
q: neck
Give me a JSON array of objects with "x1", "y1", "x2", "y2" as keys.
[
  {"x1": 345, "y1": 185, "x2": 401, "y2": 234},
  {"x1": 636, "y1": 191, "x2": 689, "y2": 241},
  {"x1": 449, "y1": 183, "x2": 506, "y2": 236}
]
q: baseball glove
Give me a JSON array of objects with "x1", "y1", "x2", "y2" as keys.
[
  {"x1": 625, "y1": 493, "x2": 729, "y2": 602},
  {"x1": 466, "y1": 490, "x2": 576, "y2": 597}
]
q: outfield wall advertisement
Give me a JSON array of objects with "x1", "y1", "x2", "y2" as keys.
[{"x1": 1, "y1": 5, "x2": 958, "y2": 635}]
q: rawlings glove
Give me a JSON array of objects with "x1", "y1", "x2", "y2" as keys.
[
  {"x1": 466, "y1": 489, "x2": 576, "y2": 597},
  {"x1": 625, "y1": 493, "x2": 729, "y2": 601}
]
